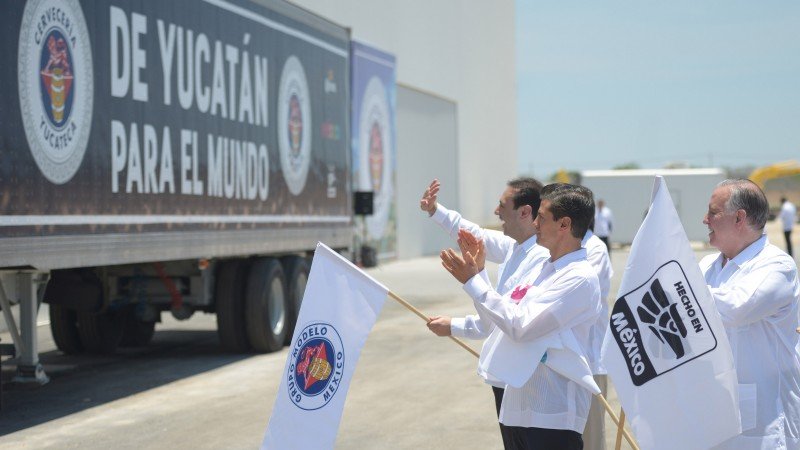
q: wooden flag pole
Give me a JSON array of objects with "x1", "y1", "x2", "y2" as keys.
[
  {"x1": 388, "y1": 290, "x2": 638, "y2": 449},
  {"x1": 595, "y1": 394, "x2": 639, "y2": 450},
  {"x1": 615, "y1": 408, "x2": 626, "y2": 450},
  {"x1": 388, "y1": 291, "x2": 480, "y2": 358}
]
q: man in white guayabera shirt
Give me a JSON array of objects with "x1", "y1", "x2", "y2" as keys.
[
  {"x1": 701, "y1": 179, "x2": 800, "y2": 450},
  {"x1": 421, "y1": 178, "x2": 550, "y2": 448},
  {"x1": 440, "y1": 183, "x2": 601, "y2": 450}
]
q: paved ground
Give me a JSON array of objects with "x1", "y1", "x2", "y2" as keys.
[
  {"x1": 0, "y1": 221, "x2": 794, "y2": 449},
  {"x1": 0, "y1": 257, "x2": 503, "y2": 450}
]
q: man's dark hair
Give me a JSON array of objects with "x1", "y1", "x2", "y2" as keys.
[
  {"x1": 508, "y1": 177, "x2": 543, "y2": 213},
  {"x1": 540, "y1": 183, "x2": 595, "y2": 239},
  {"x1": 718, "y1": 179, "x2": 769, "y2": 230},
  {"x1": 574, "y1": 185, "x2": 596, "y2": 221}
]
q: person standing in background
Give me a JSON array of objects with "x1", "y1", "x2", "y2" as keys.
[
  {"x1": 594, "y1": 199, "x2": 613, "y2": 257},
  {"x1": 780, "y1": 197, "x2": 796, "y2": 257}
]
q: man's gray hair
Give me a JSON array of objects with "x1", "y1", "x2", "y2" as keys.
[{"x1": 717, "y1": 179, "x2": 768, "y2": 230}]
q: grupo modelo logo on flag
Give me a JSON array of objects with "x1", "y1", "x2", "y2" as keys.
[
  {"x1": 287, "y1": 323, "x2": 345, "y2": 410},
  {"x1": 609, "y1": 261, "x2": 718, "y2": 386}
]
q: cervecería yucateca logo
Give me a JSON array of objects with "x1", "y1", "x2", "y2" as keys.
[
  {"x1": 278, "y1": 55, "x2": 311, "y2": 196},
  {"x1": 18, "y1": 0, "x2": 94, "y2": 184}
]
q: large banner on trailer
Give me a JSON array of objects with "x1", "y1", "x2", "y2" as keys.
[
  {"x1": 350, "y1": 41, "x2": 396, "y2": 259},
  {"x1": 0, "y1": 0, "x2": 350, "y2": 237}
]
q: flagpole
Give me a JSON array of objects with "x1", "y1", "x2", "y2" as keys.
[
  {"x1": 389, "y1": 290, "x2": 639, "y2": 449},
  {"x1": 387, "y1": 291, "x2": 480, "y2": 358},
  {"x1": 596, "y1": 393, "x2": 639, "y2": 450},
  {"x1": 615, "y1": 408, "x2": 626, "y2": 450}
]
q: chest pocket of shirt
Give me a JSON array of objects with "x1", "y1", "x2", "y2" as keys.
[{"x1": 738, "y1": 383, "x2": 757, "y2": 432}]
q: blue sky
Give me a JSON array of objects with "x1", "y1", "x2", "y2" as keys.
[{"x1": 516, "y1": 2, "x2": 800, "y2": 179}]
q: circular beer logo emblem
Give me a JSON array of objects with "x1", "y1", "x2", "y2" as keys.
[
  {"x1": 18, "y1": 0, "x2": 94, "y2": 184},
  {"x1": 278, "y1": 56, "x2": 311, "y2": 196},
  {"x1": 287, "y1": 323, "x2": 345, "y2": 410},
  {"x1": 358, "y1": 77, "x2": 393, "y2": 240}
]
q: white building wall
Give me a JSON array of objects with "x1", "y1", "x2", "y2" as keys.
[
  {"x1": 581, "y1": 169, "x2": 725, "y2": 245},
  {"x1": 289, "y1": 0, "x2": 518, "y2": 228},
  {"x1": 395, "y1": 87, "x2": 459, "y2": 259}
]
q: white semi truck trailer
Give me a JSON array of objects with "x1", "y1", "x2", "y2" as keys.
[{"x1": 0, "y1": 0, "x2": 354, "y2": 386}]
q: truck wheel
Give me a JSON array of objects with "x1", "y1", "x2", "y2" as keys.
[
  {"x1": 76, "y1": 309, "x2": 126, "y2": 354},
  {"x1": 245, "y1": 258, "x2": 288, "y2": 352},
  {"x1": 216, "y1": 259, "x2": 251, "y2": 352},
  {"x1": 282, "y1": 256, "x2": 310, "y2": 345},
  {"x1": 120, "y1": 315, "x2": 156, "y2": 347},
  {"x1": 49, "y1": 304, "x2": 84, "y2": 354}
]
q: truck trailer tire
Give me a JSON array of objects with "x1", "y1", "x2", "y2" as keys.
[
  {"x1": 49, "y1": 305, "x2": 84, "y2": 355},
  {"x1": 120, "y1": 314, "x2": 156, "y2": 347},
  {"x1": 215, "y1": 259, "x2": 251, "y2": 352},
  {"x1": 76, "y1": 309, "x2": 126, "y2": 354},
  {"x1": 245, "y1": 258, "x2": 288, "y2": 352},
  {"x1": 282, "y1": 256, "x2": 310, "y2": 345}
]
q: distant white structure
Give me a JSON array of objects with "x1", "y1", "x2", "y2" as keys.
[
  {"x1": 289, "y1": 0, "x2": 517, "y2": 258},
  {"x1": 581, "y1": 169, "x2": 725, "y2": 244}
]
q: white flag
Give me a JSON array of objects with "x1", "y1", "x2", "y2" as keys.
[
  {"x1": 545, "y1": 330, "x2": 601, "y2": 395},
  {"x1": 600, "y1": 176, "x2": 740, "y2": 450},
  {"x1": 261, "y1": 243, "x2": 388, "y2": 450},
  {"x1": 479, "y1": 330, "x2": 560, "y2": 388},
  {"x1": 482, "y1": 326, "x2": 601, "y2": 394}
]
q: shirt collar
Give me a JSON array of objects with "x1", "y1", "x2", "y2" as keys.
[
  {"x1": 581, "y1": 230, "x2": 594, "y2": 246},
  {"x1": 715, "y1": 234, "x2": 769, "y2": 268},
  {"x1": 551, "y1": 247, "x2": 587, "y2": 271},
  {"x1": 515, "y1": 234, "x2": 539, "y2": 254},
  {"x1": 728, "y1": 234, "x2": 768, "y2": 267}
]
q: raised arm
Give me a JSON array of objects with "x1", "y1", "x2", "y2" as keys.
[
  {"x1": 709, "y1": 259, "x2": 799, "y2": 327},
  {"x1": 430, "y1": 241, "x2": 494, "y2": 339},
  {"x1": 421, "y1": 179, "x2": 513, "y2": 263},
  {"x1": 419, "y1": 179, "x2": 440, "y2": 216},
  {"x1": 442, "y1": 238, "x2": 600, "y2": 342},
  {"x1": 464, "y1": 270, "x2": 600, "y2": 343}
]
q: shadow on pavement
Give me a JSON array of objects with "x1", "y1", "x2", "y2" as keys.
[{"x1": 0, "y1": 329, "x2": 256, "y2": 435}]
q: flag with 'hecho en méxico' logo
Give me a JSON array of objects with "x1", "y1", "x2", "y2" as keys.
[
  {"x1": 600, "y1": 176, "x2": 740, "y2": 450},
  {"x1": 262, "y1": 243, "x2": 388, "y2": 449}
]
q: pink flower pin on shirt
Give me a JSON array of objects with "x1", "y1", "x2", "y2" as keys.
[{"x1": 510, "y1": 284, "x2": 531, "y2": 303}]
